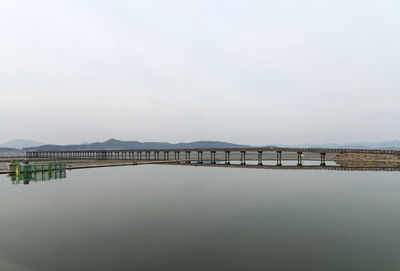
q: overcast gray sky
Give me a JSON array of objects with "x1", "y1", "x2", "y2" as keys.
[{"x1": 0, "y1": 0, "x2": 399, "y2": 145}]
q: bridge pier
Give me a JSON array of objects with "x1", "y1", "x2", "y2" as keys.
[
  {"x1": 297, "y1": 152, "x2": 303, "y2": 166},
  {"x1": 185, "y1": 151, "x2": 191, "y2": 163},
  {"x1": 277, "y1": 151, "x2": 282, "y2": 166},
  {"x1": 320, "y1": 153, "x2": 326, "y2": 166},
  {"x1": 197, "y1": 151, "x2": 203, "y2": 163},
  {"x1": 257, "y1": 151, "x2": 263, "y2": 165},
  {"x1": 240, "y1": 151, "x2": 246, "y2": 165},
  {"x1": 211, "y1": 151, "x2": 216, "y2": 164},
  {"x1": 225, "y1": 151, "x2": 230, "y2": 164}
]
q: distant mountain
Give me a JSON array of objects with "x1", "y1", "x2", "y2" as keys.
[
  {"x1": 292, "y1": 140, "x2": 400, "y2": 150},
  {"x1": 23, "y1": 139, "x2": 250, "y2": 151},
  {"x1": 0, "y1": 139, "x2": 43, "y2": 149},
  {"x1": 17, "y1": 138, "x2": 400, "y2": 151}
]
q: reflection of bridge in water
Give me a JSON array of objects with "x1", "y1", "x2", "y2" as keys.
[
  {"x1": 163, "y1": 161, "x2": 400, "y2": 172},
  {"x1": 9, "y1": 170, "x2": 66, "y2": 185}
]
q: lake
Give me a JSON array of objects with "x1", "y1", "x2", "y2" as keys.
[{"x1": 1, "y1": 164, "x2": 400, "y2": 270}]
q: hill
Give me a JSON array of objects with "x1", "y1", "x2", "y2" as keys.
[
  {"x1": 292, "y1": 140, "x2": 400, "y2": 150},
  {"x1": 0, "y1": 139, "x2": 43, "y2": 149},
  {"x1": 23, "y1": 139, "x2": 250, "y2": 151}
]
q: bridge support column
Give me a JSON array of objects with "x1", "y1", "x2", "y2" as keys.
[
  {"x1": 211, "y1": 151, "x2": 216, "y2": 164},
  {"x1": 276, "y1": 151, "x2": 282, "y2": 166},
  {"x1": 185, "y1": 151, "x2": 191, "y2": 163},
  {"x1": 297, "y1": 152, "x2": 303, "y2": 166},
  {"x1": 240, "y1": 151, "x2": 246, "y2": 165},
  {"x1": 225, "y1": 151, "x2": 230, "y2": 164},
  {"x1": 320, "y1": 153, "x2": 326, "y2": 166},
  {"x1": 197, "y1": 151, "x2": 203, "y2": 163},
  {"x1": 257, "y1": 151, "x2": 263, "y2": 165}
]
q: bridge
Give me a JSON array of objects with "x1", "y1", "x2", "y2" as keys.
[{"x1": 25, "y1": 147, "x2": 400, "y2": 167}]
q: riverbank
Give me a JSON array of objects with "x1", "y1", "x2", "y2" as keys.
[
  {"x1": 334, "y1": 153, "x2": 400, "y2": 167},
  {"x1": 335, "y1": 153, "x2": 400, "y2": 162}
]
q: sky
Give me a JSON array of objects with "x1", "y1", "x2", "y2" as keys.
[{"x1": 0, "y1": 0, "x2": 399, "y2": 146}]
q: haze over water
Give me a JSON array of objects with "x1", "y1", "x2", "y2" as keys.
[{"x1": 1, "y1": 165, "x2": 399, "y2": 271}]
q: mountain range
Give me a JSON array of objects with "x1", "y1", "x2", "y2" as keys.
[
  {"x1": 1, "y1": 139, "x2": 400, "y2": 152},
  {"x1": 291, "y1": 140, "x2": 400, "y2": 150},
  {"x1": 0, "y1": 139, "x2": 43, "y2": 149},
  {"x1": 23, "y1": 139, "x2": 250, "y2": 151}
]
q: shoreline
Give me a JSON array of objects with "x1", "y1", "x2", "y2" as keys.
[{"x1": 1, "y1": 157, "x2": 400, "y2": 175}]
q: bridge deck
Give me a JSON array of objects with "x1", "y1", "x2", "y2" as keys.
[{"x1": 26, "y1": 147, "x2": 400, "y2": 155}]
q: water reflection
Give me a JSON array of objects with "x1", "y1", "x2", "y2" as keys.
[
  {"x1": 9, "y1": 170, "x2": 67, "y2": 185},
  {"x1": 1, "y1": 164, "x2": 400, "y2": 270},
  {"x1": 170, "y1": 160, "x2": 400, "y2": 171}
]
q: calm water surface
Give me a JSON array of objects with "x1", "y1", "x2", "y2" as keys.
[{"x1": 1, "y1": 165, "x2": 400, "y2": 271}]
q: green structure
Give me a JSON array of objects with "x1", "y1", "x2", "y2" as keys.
[
  {"x1": 9, "y1": 160, "x2": 66, "y2": 174},
  {"x1": 8, "y1": 160, "x2": 67, "y2": 185},
  {"x1": 10, "y1": 170, "x2": 66, "y2": 185}
]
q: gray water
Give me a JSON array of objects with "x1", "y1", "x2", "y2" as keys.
[{"x1": 1, "y1": 165, "x2": 400, "y2": 271}]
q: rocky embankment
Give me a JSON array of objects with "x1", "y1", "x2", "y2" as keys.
[{"x1": 334, "y1": 153, "x2": 400, "y2": 167}]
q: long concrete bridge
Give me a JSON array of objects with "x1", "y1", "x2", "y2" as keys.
[{"x1": 26, "y1": 147, "x2": 400, "y2": 166}]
